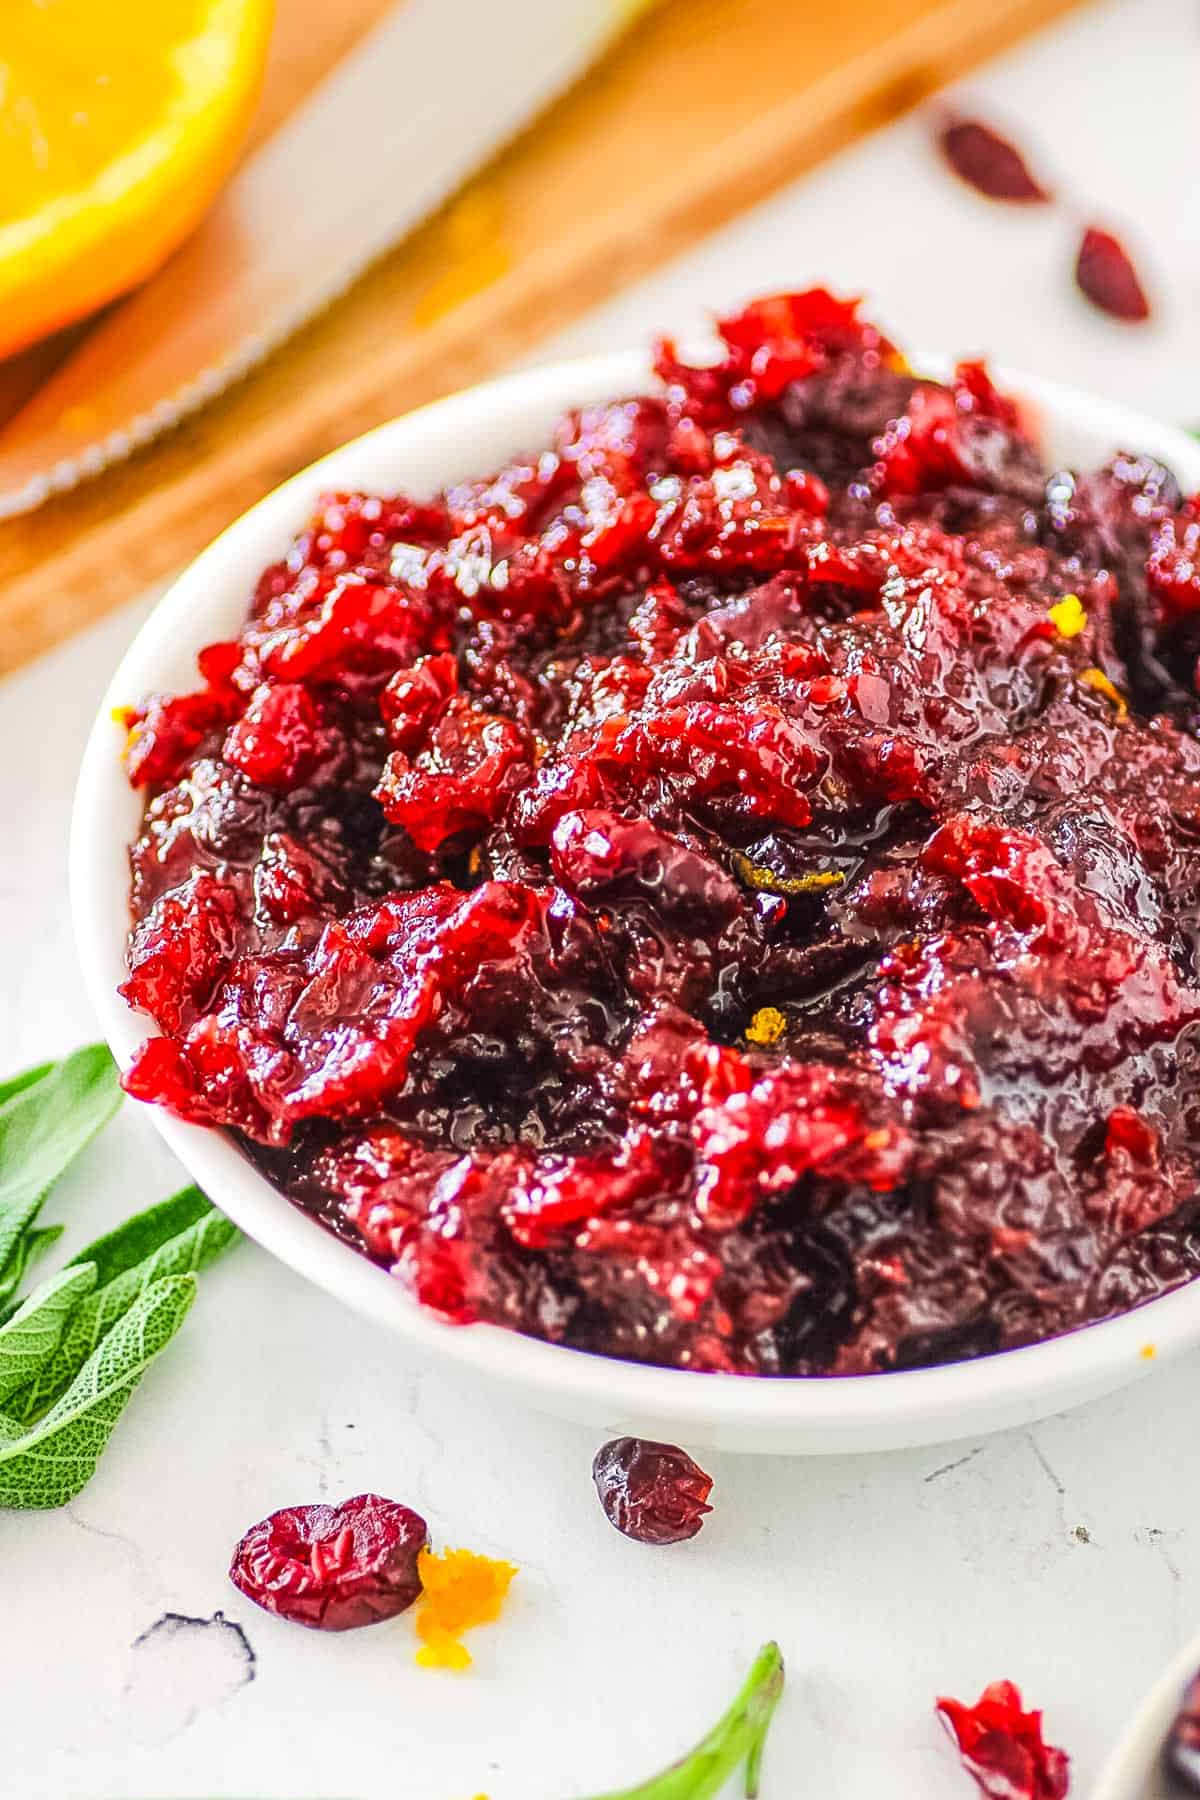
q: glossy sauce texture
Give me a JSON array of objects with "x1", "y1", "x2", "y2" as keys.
[{"x1": 119, "y1": 292, "x2": 1200, "y2": 1377}]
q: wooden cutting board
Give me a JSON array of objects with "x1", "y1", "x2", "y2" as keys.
[{"x1": 0, "y1": 0, "x2": 1081, "y2": 675}]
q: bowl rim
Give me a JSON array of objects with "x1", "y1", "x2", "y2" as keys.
[
  {"x1": 1092, "y1": 1630, "x2": 1200, "y2": 1800},
  {"x1": 70, "y1": 343, "x2": 1200, "y2": 1446}
]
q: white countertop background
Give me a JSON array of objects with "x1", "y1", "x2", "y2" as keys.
[{"x1": 4, "y1": 1, "x2": 1199, "y2": 1793}]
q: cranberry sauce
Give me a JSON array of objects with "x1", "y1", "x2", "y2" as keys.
[{"x1": 119, "y1": 290, "x2": 1200, "y2": 1377}]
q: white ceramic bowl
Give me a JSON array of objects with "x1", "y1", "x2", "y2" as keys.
[
  {"x1": 1094, "y1": 1633, "x2": 1200, "y2": 1800},
  {"x1": 71, "y1": 347, "x2": 1200, "y2": 1455}
]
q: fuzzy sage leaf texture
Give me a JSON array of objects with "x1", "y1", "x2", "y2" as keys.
[
  {"x1": 0, "y1": 1274, "x2": 197, "y2": 1508},
  {"x1": 12, "y1": 1193, "x2": 237, "y2": 1421},
  {"x1": 0, "y1": 1224, "x2": 65, "y2": 1322},
  {"x1": 574, "y1": 1643, "x2": 785, "y2": 1800},
  {"x1": 0, "y1": 1049, "x2": 241, "y2": 1505},
  {"x1": 0, "y1": 1061, "x2": 54, "y2": 1109},
  {"x1": 0, "y1": 1264, "x2": 97, "y2": 1407},
  {"x1": 0, "y1": 1045, "x2": 122, "y2": 1280},
  {"x1": 67, "y1": 1184, "x2": 214, "y2": 1287}
]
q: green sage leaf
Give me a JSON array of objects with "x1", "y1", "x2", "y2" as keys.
[
  {"x1": 0, "y1": 1274, "x2": 196, "y2": 1509},
  {"x1": 575, "y1": 1642, "x2": 785, "y2": 1800},
  {"x1": 13, "y1": 1202, "x2": 237, "y2": 1422},
  {"x1": 0, "y1": 1061, "x2": 54, "y2": 1110},
  {"x1": 0, "y1": 1045, "x2": 122, "y2": 1278},
  {"x1": 67, "y1": 1184, "x2": 213, "y2": 1288},
  {"x1": 0, "y1": 1264, "x2": 96, "y2": 1406},
  {"x1": 0, "y1": 1225, "x2": 65, "y2": 1323}
]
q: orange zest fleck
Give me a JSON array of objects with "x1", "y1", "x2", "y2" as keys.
[
  {"x1": 746, "y1": 1006, "x2": 786, "y2": 1046},
  {"x1": 414, "y1": 1546, "x2": 518, "y2": 1670},
  {"x1": 111, "y1": 704, "x2": 140, "y2": 760},
  {"x1": 731, "y1": 852, "x2": 846, "y2": 896},
  {"x1": 1140, "y1": 1342, "x2": 1157, "y2": 1360},
  {"x1": 1048, "y1": 593, "x2": 1086, "y2": 638},
  {"x1": 1079, "y1": 667, "x2": 1128, "y2": 720}
]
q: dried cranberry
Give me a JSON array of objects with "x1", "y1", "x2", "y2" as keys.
[
  {"x1": 1076, "y1": 226, "x2": 1151, "y2": 322},
  {"x1": 120, "y1": 873, "x2": 241, "y2": 1035},
  {"x1": 937, "y1": 1680, "x2": 1070, "y2": 1799},
  {"x1": 1148, "y1": 502, "x2": 1200, "y2": 616},
  {"x1": 1166, "y1": 1673, "x2": 1200, "y2": 1792},
  {"x1": 229, "y1": 1493, "x2": 429, "y2": 1630},
  {"x1": 380, "y1": 652, "x2": 459, "y2": 750},
  {"x1": 124, "y1": 688, "x2": 238, "y2": 788},
  {"x1": 592, "y1": 1438, "x2": 713, "y2": 1545},
  {"x1": 374, "y1": 696, "x2": 531, "y2": 850},
  {"x1": 937, "y1": 116, "x2": 1050, "y2": 202},
  {"x1": 223, "y1": 682, "x2": 323, "y2": 789}
]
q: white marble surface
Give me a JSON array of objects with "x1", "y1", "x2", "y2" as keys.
[{"x1": 3, "y1": 2, "x2": 1199, "y2": 1794}]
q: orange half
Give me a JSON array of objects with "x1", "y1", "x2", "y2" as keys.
[{"x1": 0, "y1": 0, "x2": 274, "y2": 357}]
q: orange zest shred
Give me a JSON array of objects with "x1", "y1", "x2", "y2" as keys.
[
  {"x1": 746, "y1": 1006, "x2": 787, "y2": 1046},
  {"x1": 1048, "y1": 593, "x2": 1086, "y2": 638},
  {"x1": 111, "y1": 704, "x2": 140, "y2": 759},
  {"x1": 732, "y1": 852, "x2": 846, "y2": 897},
  {"x1": 1079, "y1": 667, "x2": 1128, "y2": 720},
  {"x1": 414, "y1": 1546, "x2": 518, "y2": 1670}
]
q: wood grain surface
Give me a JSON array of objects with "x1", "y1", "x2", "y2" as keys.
[{"x1": 0, "y1": 0, "x2": 1081, "y2": 674}]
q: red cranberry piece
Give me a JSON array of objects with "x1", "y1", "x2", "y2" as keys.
[
  {"x1": 124, "y1": 688, "x2": 238, "y2": 788},
  {"x1": 261, "y1": 578, "x2": 445, "y2": 681},
  {"x1": 549, "y1": 809, "x2": 741, "y2": 922},
  {"x1": 120, "y1": 872, "x2": 241, "y2": 1035},
  {"x1": 592, "y1": 1437, "x2": 713, "y2": 1545},
  {"x1": 1076, "y1": 226, "x2": 1151, "y2": 322},
  {"x1": 380, "y1": 652, "x2": 459, "y2": 750},
  {"x1": 1148, "y1": 503, "x2": 1200, "y2": 616},
  {"x1": 223, "y1": 683, "x2": 323, "y2": 789},
  {"x1": 937, "y1": 117, "x2": 1050, "y2": 202},
  {"x1": 1166, "y1": 1673, "x2": 1200, "y2": 1792},
  {"x1": 229, "y1": 1493, "x2": 429, "y2": 1631},
  {"x1": 196, "y1": 639, "x2": 244, "y2": 690},
  {"x1": 375, "y1": 697, "x2": 531, "y2": 850},
  {"x1": 937, "y1": 1680, "x2": 1069, "y2": 1799}
]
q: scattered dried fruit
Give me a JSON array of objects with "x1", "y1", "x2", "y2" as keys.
[
  {"x1": 1076, "y1": 226, "x2": 1151, "y2": 322},
  {"x1": 938, "y1": 1680, "x2": 1070, "y2": 1798},
  {"x1": 592, "y1": 1437, "x2": 713, "y2": 1545},
  {"x1": 414, "y1": 1546, "x2": 518, "y2": 1668},
  {"x1": 229, "y1": 1493, "x2": 428, "y2": 1631},
  {"x1": 937, "y1": 116, "x2": 1051, "y2": 202}
]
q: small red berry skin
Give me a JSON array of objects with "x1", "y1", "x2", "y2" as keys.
[
  {"x1": 1075, "y1": 226, "x2": 1151, "y2": 322},
  {"x1": 937, "y1": 117, "x2": 1050, "y2": 202},
  {"x1": 229, "y1": 1493, "x2": 429, "y2": 1630},
  {"x1": 592, "y1": 1437, "x2": 713, "y2": 1545},
  {"x1": 937, "y1": 1680, "x2": 1069, "y2": 1799}
]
